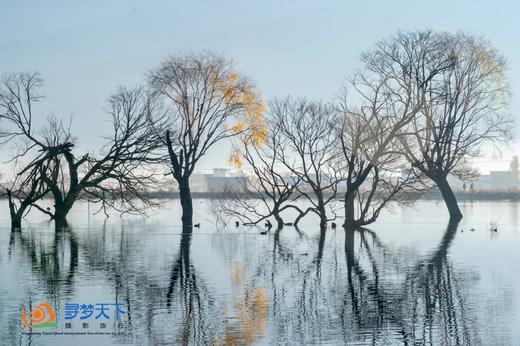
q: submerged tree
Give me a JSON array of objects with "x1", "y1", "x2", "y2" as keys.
[
  {"x1": 0, "y1": 72, "x2": 73, "y2": 228},
  {"x1": 149, "y1": 53, "x2": 266, "y2": 227},
  {"x1": 272, "y1": 98, "x2": 342, "y2": 229},
  {"x1": 210, "y1": 120, "x2": 302, "y2": 229},
  {"x1": 1, "y1": 162, "x2": 50, "y2": 229},
  {"x1": 0, "y1": 73, "x2": 167, "y2": 228},
  {"x1": 382, "y1": 31, "x2": 512, "y2": 220},
  {"x1": 42, "y1": 87, "x2": 168, "y2": 228},
  {"x1": 335, "y1": 46, "x2": 443, "y2": 227}
]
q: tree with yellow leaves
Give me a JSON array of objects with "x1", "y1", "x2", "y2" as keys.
[
  {"x1": 149, "y1": 53, "x2": 266, "y2": 227},
  {"x1": 388, "y1": 31, "x2": 512, "y2": 221}
]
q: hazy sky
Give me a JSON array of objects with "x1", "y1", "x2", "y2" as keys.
[{"x1": 1, "y1": 0, "x2": 519, "y2": 173}]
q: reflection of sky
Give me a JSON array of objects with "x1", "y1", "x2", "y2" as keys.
[
  {"x1": 1, "y1": 0, "x2": 519, "y2": 171},
  {"x1": 1, "y1": 199, "x2": 520, "y2": 344}
]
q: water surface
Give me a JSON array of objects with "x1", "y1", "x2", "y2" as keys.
[{"x1": 1, "y1": 199, "x2": 518, "y2": 345}]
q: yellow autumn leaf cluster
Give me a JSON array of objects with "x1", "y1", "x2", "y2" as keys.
[
  {"x1": 228, "y1": 148, "x2": 243, "y2": 168},
  {"x1": 236, "y1": 88, "x2": 267, "y2": 146},
  {"x1": 216, "y1": 72, "x2": 268, "y2": 146}
]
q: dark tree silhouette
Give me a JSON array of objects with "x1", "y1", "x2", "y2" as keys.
[
  {"x1": 41, "y1": 87, "x2": 168, "y2": 228},
  {"x1": 335, "y1": 60, "x2": 434, "y2": 227},
  {"x1": 0, "y1": 72, "x2": 73, "y2": 228},
  {"x1": 0, "y1": 73, "x2": 167, "y2": 228},
  {"x1": 371, "y1": 31, "x2": 512, "y2": 220},
  {"x1": 210, "y1": 120, "x2": 302, "y2": 229},
  {"x1": 338, "y1": 31, "x2": 458, "y2": 225},
  {"x1": 272, "y1": 98, "x2": 342, "y2": 228},
  {"x1": 1, "y1": 163, "x2": 50, "y2": 229},
  {"x1": 149, "y1": 53, "x2": 266, "y2": 227}
]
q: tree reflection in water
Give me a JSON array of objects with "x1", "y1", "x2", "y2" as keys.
[
  {"x1": 9, "y1": 225, "x2": 78, "y2": 296},
  {"x1": 166, "y1": 227, "x2": 218, "y2": 345},
  {"x1": 5, "y1": 216, "x2": 512, "y2": 345},
  {"x1": 218, "y1": 261, "x2": 267, "y2": 345},
  {"x1": 6, "y1": 225, "x2": 78, "y2": 344},
  {"x1": 166, "y1": 227, "x2": 268, "y2": 345},
  {"x1": 399, "y1": 220, "x2": 482, "y2": 345},
  {"x1": 341, "y1": 221, "x2": 495, "y2": 345},
  {"x1": 212, "y1": 221, "x2": 500, "y2": 345}
]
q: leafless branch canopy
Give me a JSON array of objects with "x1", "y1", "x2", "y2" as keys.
[
  {"x1": 0, "y1": 72, "x2": 74, "y2": 225},
  {"x1": 271, "y1": 98, "x2": 343, "y2": 226},
  {"x1": 382, "y1": 31, "x2": 513, "y2": 182},
  {"x1": 45, "y1": 86, "x2": 169, "y2": 219},
  {"x1": 210, "y1": 119, "x2": 303, "y2": 227}
]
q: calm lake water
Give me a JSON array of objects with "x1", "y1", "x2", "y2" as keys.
[{"x1": 1, "y1": 199, "x2": 519, "y2": 345}]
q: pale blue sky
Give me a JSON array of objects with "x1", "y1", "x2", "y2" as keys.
[{"x1": 1, "y1": 0, "x2": 519, "y2": 172}]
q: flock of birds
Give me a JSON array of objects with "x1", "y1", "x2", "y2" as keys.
[
  {"x1": 193, "y1": 218, "x2": 499, "y2": 234},
  {"x1": 461, "y1": 227, "x2": 498, "y2": 233},
  {"x1": 191, "y1": 220, "x2": 340, "y2": 235},
  {"x1": 257, "y1": 220, "x2": 337, "y2": 235}
]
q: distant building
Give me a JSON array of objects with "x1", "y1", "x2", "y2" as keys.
[
  {"x1": 475, "y1": 170, "x2": 518, "y2": 190},
  {"x1": 212, "y1": 168, "x2": 228, "y2": 177},
  {"x1": 187, "y1": 167, "x2": 520, "y2": 193},
  {"x1": 448, "y1": 170, "x2": 519, "y2": 191},
  {"x1": 190, "y1": 168, "x2": 248, "y2": 192}
]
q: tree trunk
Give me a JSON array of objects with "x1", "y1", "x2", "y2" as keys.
[
  {"x1": 316, "y1": 192, "x2": 328, "y2": 229},
  {"x1": 343, "y1": 188, "x2": 356, "y2": 228},
  {"x1": 273, "y1": 209, "x2": 283, "y2": 229},
  {"x1": 7, "y1": 190, "x2": 22, "y2": 229},
  {"x1": 179, "y1": 178, "x2": 193, "y2": 227},
  {"x1": 318, "y1": 202, "x2": 327, "y2": 229},
  {"x1": 319, "y1": 216, "x2": 327, "y2": 229},
  {"x1": 54, "y1": 202, "x2": 73, "y2": 229},
  {"x1": 436, "y1": 176, "x2": 463, "y2": 221},
  {"x1": 10, "y1": 213, "x2": 22, "y2": 230}
]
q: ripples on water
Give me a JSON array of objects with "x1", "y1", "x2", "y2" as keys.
[{"x1": 0, "y1": 200, "x2": 518, "y2": 345}]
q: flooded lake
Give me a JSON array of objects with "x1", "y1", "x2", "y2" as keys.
[{"x1": 1, "y1": 199, "x2": 519, "y2": 345}]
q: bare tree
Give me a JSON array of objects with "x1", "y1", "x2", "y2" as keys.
[
  {"x1": 0, "y1": 74, "x2": 168, "y2": 228},
  {"x1": 335, "y1": 52, "x2": 442, "y2": 227},
  {"x1": 272, "y1": 98, "x2": 342, "y2": 229},
  {"x1": 374, "y1": 31, "x2": 512, "y2": 220},
  {"x1": 0, "y1": 72, "x2": 74, "y2": 228},
  {"x1": 149, "y1": 53, "x2": 266, "y2": 227},
  {"x1": 1, "y1": 162, "x2": 50, "y2": 229},
  {"x1": 40, "y1": 86, "x2": 168, "y2": 228},
  {"x1": 211, "y1": 121, "x2": 302, "y2": 229}
]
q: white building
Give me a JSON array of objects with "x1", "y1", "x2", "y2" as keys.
[{"x1": 190, "y1": 168, "x2": 248, "y2": 192}]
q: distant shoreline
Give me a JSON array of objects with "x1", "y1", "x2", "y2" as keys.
[
  {"x1": 1, "y1": 191, "x2": 519, "y2": 201},
  {"x1": 146, "y1": 191, "x2": 520, "y2": 201}
]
